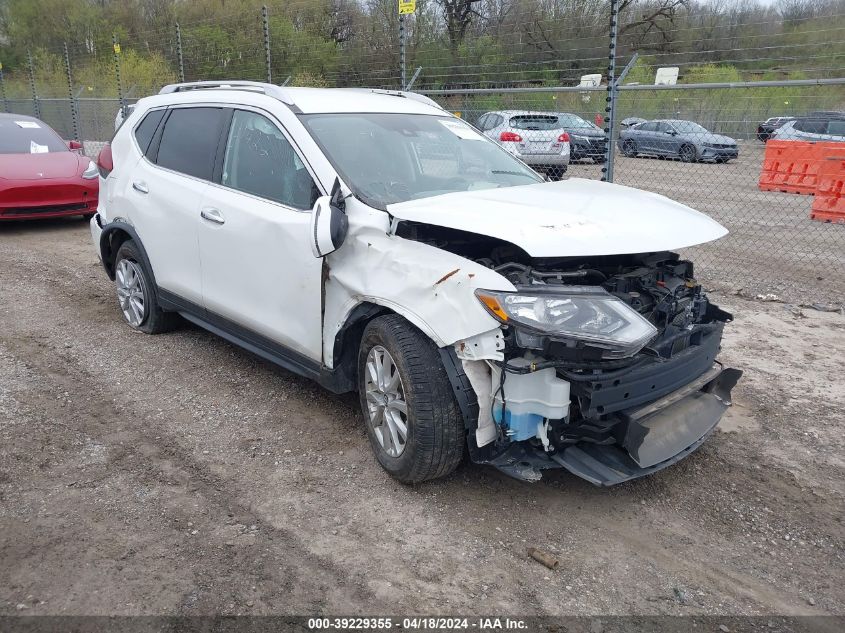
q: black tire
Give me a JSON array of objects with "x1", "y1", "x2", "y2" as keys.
[
  {"x1": 621, "y1": 139, "x2": 637, "y2": 157},
  {"x1": 545, "y1": 165, "x2": 567, "y2": 181},
  {"x1": 114, "y1": 240, "x2": 179, "y2": 334},
  {"x1": 679, "y1": 144, "x2": 697, "y2": 163},
  {"x1": 357, "y1": 314, "x2": 464, "y2": 484}
]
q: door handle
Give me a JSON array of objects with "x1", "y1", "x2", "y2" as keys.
[
  {"x1": 200, "y1": 207, "x2": 225, "y2": 225},
  {"x1": 132, "y1": 181, "x2": 149, "y2": 194}
]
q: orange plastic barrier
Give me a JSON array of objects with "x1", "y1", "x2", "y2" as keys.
[
  {"x1": 758, "y1": 140, "x2": 824, "y2": 195},
  {"x1": 810, "y1": 154, "x2": 845, "y2": 224}
]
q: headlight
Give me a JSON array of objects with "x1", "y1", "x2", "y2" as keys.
[
  {"x1": 81, "y1": 159, "x2": 98, "y2": 180},
  {"x1": 570, "y1": 134, "x2": 589, "y2": 141},
  {"x1": 476, "y1": 287, "x2": 657, "y2": 358}
]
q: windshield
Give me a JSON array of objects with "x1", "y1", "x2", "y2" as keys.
[
  {"x1": 557, "y1": 113, "x2": 599, "y2": 130},
  {"x1": 0, "y1": 118, "x2": 67, "y2": 154},
  {"x1": 671, "y1": 121, "x2": 709, "y2": 134},
  {"x1": 300, "y1": 113, "x2": 542, "y2": 207}
]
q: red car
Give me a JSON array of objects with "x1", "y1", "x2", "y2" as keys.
[{"x1": 0, "y1": 113, "x2": 98, "y2": 221}]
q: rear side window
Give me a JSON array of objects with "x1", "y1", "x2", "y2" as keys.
[
  {"x1": 826, "y1": 120, "x2": 845, "y2": 136},
  {"x1": 156, "y1": 107, "x2": 225, "y2": 180},
  {"x1": 509, "y1": 115, "x2": 560, "y2": 131},
  {"x1": 134, "y1": 109, "x2": 166, "y2": 156},
  {"x1": 794, "y1": 119, "x2": 826, "y2": 134}
]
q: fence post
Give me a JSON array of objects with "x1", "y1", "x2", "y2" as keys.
[
  {"x1": 63, "y1": 43, "x2": 80, "y2": 142},
  {"x1": 27, "y1": 49, "x2": 41, "y2": 120},
  {"x1": 262, "y1": 5, "x2": 272, "y2": 83},
  {"x1": 399, "y1": 14, "x2": 406, "y2": 90},
  {"x1": 602, "y1": 0, "x2": 619, "y2": 183},
  {"x1": 113, "y1": 34, "x2": 126, "y2": 118},
  {"x1": 175, "y1": 22, "x2": 185, "y2": 83},
  {"x1": 0, "y1": 62, "x2": 7, "y2": 113}
]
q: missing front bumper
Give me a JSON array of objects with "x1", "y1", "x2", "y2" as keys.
[{"x1": 481, "y1": 366, "x2": 742, "y2": 486}]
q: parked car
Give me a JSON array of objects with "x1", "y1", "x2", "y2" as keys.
[
  {"x1": 619, "y1": 119, "x2": 739, "y2": 163},
  {"x1": 91, "y1": 81, "x2": 740, "y2": 486},
  {"x1": 476, "y1": 110, "x2": 570, "y2": 179},
  {"x1": 555, "y1": 112, "x2": 607, "y2": 162},
  {"x1": 756, "y1": 116, "x2": 794, "y2": 142},
  {"x1": 0, "y1": 113, "x2": 98, "y2": 221},
  {"x1": 620, "y1": 116, "x2": 646, "y2": 128},
  {"x1": 771, "y1": 116, "x2": 845, "y2": 143}
]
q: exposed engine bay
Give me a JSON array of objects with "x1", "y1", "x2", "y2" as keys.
[{"x1": 397, "y1": 222, "x2": 743, "y2": 485}]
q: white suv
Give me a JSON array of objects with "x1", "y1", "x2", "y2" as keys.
[{"x1": 92, "y1": 81, "x2": 741, "y2": 486}]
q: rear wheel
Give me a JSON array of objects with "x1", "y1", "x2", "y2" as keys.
[
  {"x1": 621, "y1": 139, "x2": 637, "y2": 157},
  {"x1": 114, "y1": 240, "x2": 179, "y2": 334},
  {"x1": 357, "y1": 315, "x2": 464, "y2": 484},
  {"x1": 679, "y1": 144, "x2": 697, "y2": 163}
]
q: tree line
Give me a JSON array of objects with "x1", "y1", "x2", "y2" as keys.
[{"x1": 1, "y1": 0, "x2": 844, "y2": 96}]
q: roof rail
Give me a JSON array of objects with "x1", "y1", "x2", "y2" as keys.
[
  {"x1": 158, "y1": 81, "x2": 294, "y2": 104},
  {"x1": 345, "y1": 88, "x2": 443, "y2": 111}
]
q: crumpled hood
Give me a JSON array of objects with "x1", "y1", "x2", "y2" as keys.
[{"x1": 387, "y1": 178, "x2": 728, "y2": 258}]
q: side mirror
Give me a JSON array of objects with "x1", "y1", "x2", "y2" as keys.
[
  {"x1": 67, "y1": 140, "x2": 83, "y2": 151},
  {"x1": 309, "y1": 179, "x2": 349, "y2": 258},
  {"x1": 668, "y1": 130, "x2": 678, "y2": 136}
]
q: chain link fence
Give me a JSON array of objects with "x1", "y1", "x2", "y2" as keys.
[{"x1": 422, "y1": 83, "x2": 845, "y2": 300}]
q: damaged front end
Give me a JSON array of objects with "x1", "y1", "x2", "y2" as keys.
[{"x1": 443, "y1": 251, "x2": 742, "y2": 486}]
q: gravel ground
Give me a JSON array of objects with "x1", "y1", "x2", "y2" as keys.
[{"x1": 0, "y1": 217, "x2": 843, "y2": 618}]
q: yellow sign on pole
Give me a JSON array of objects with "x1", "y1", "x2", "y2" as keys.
[
  {"x1": 113, "y1": 43, "x2": 121, "y2": 54},
  {"x1": 398, "y1": 0, "x2": 416, "y2": 15}
]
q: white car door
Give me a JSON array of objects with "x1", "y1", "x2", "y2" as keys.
[
  {"x1": 127, "y1": 105, "x2": 226, "y2": 305},
  {"x1": 197, "y1": 108, "x2": 325, "y2": 361}
]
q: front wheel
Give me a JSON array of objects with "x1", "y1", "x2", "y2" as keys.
[
  {"x1": 358, "y1": 315, "x2": 464, "y2": 483},
  {"x1": 621, "y1": 139, "x2": 637, "y2": 157},
  {"x1": 679, "y1": 144, "x2": 697, "y2": 163}
]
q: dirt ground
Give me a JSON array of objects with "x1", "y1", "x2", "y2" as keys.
[{"x1": 1, "y1": 212, "x2": 843, "y2": 618}]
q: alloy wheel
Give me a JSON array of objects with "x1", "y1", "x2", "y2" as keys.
[
  {"x1": 364, "y1": 345, "x2": 409, "y2": 458},
  {"x1": 115, "y1": 258, "x2": 147, "y2": 327}
]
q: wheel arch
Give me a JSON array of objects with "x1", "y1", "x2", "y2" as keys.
[
  {"x1": 328, "y1": 301, "x2": 395, "y2": 391},
  {"x1": 99, "y1": 222, "x2": 161, "y2": 304}
]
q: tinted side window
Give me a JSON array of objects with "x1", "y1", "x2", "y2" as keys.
[
  {"x1": 476, "y1": 114, "x2": 491, "y2": 130},
  {"x1": 489, "y1": 114, "x2": 504, "y2": 128},
  {"x1": 156, "y1": 107, "x2": 224, "y2": 180},
  {"x1": 134, "y1": 109, "x2": 166, "y2": 156},
  {"x1": 221, "y1": 110, "x2": 319, "y2": 210},
  {"x1": 826, "y1": 120, "x2": 845, "y2": 136},
  {"x1": 794, "y1": 119, "x2": 826, "y2": 134}
]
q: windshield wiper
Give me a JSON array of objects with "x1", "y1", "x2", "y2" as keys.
[{"x1": 491, "y1": 170, "x2": 535, "y2": 178}]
